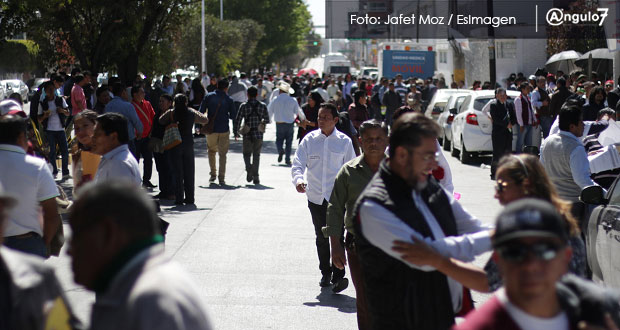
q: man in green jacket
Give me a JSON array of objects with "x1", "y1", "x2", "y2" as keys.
[{"x1": 322, "y1": 119, "x2": 388, "y2": 330}]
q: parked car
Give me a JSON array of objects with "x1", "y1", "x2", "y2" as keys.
[
  {"x1": 0, "y1": 83, "x2": 5, "y2": 101},
  {"x1": 2, "y1": 79, "x2": 29, "y2": 104},
  {"x1": 27, "y1": 78, "x2": 48, "y2": 102},
  {"x1": 450, "y1": 90, "x2": 521, "y2": 164},
  {"x1": 581, "y1": 177, "x2": 620, "y2": 289},
  {"x1": 436, "y1": 91, "x2": 472, "y2": 150},
  {"x1": 424, "y1": 89, "x2": 470, "y2": 121}
]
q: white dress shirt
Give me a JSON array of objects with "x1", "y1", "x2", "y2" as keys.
[
  {"x1": 359, "y1": 188, "x2": 492, "y2": 313},
  {"x1": 95, "y1": 144, "x2": 141, "y2": 186},
  {"x1": 268, "y1": 93, "x2": 306, "y2": 123},
  {"x1": 291, "y1": 129, "x2": 356, "y2": 205}
]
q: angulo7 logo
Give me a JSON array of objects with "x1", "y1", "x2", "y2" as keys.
[{"x1": 546, "y1": 8, "x2": 609, "y2": 26}]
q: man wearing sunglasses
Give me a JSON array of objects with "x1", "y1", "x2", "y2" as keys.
[{"x1": 456, "y1": 199, "x2": 620, "y2": 330}]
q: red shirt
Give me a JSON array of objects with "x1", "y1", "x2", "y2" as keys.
[
  {"x1": 71, "y1": 84, "x2": 87, "y2": 115},
  {"x1": 131, "y1": 100, "x2": 155, "y2": 138}
]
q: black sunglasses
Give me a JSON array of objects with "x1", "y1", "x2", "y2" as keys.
[{"x1": 497, "y1": 242, "x2": 563, "y2": 263}]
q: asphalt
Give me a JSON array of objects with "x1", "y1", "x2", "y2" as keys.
[{"x1": 46, "y1": 124, "x2": 503, "y2": 329}]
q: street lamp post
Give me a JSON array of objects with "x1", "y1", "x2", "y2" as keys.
[
  {"x1": 201, "y1": 0, "x2": 206, "y2": 74},
  {"x1": 220, "y1": 0, "x2": 223, "y2": 21}
]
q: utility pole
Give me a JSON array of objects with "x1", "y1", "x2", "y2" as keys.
[
  {"x1": 220, "y1": 0, "x2": 223, "y2": 21},
  {"x1": 487, "y1": 0, "x2": 496, "y2": 87},
  {"x1": 201, "y1": 0, "x2": 206, "y2": 74}
]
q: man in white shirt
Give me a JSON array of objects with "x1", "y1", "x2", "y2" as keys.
[
  {"x1": 91, "y1": 113, "x2": 141, "y2": 186},
  {"x1": 0, "y1": 115, "x2": 61, "y2": 258},
  {"x1": 38, "y1": 82, "x2": 71, "y2": 178},
  {"x1": 354, "y1": 113, "x2": 492, "y2": 329},
  {"x1": 456, "y1": 199, "x2": 620, "y2": 330},
  {"x1": 292, "y1": 103, "x2": 356, "y2": 288},
  {"x1": 268, "y1": 82, "x2": 306, "y2": 165}
]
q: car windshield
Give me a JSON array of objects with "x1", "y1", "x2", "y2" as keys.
[{"x1": 473, "y1": 97, "x2": 493, "y2": 110}]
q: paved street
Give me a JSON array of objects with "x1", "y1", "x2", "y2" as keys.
[{"x1": 47, "y1": 125, "x2": 502, "y2": 329}]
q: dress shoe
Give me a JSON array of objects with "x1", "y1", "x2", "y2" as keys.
[
  {"x1": 209, "y1": 175, "x2": 216, "y2": 182},
  {"x1": 246, "y1": 172, "x2": 253, "y2": 182},
  {"x1": 319, "y1": 274, "x2": 331, "y2": 287},
  {"x1": 174, "y1": 200, "x2": 184, "y2": 205},
  {"x1": 285, "y1": 160, "x2": 292, "y2": 166},
  {"x1": 142, "y1": 181, "x2": 157, "y2": 189},
  {"x1": 278, "y1": 152, "x2": 284, "y2": 163},
  {"x1": 331, "y1": 278, "x2": 349, "y2": 293},
  {"x1": 183, "y1": 199, "x2": 195, "y2": 205},
  {"x1": 253, "y1": 177, "x2": 260, "y2": 185}
]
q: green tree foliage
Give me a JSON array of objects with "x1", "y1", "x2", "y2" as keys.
[
  {"x1": 175, "y1": 7, "x2": 264, "y2": 76},
  {"x1": 204, "y1": 0, "x2": 312, "y2": 68},
  {"x1": 0, "y1": 40, "x2": 40, "y2": 73}
]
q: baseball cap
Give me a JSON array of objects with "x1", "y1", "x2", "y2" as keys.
[
  {"x1": 605, "y1": 80, "x2": 614, "y2": 86},
  {"x1": 0, "y1": 99, "x2": 26, "y2": 118},
  {"x1": 492, "y1": 199, "x2": 569, "y2": 248},
  {"x1": 528, "y1": 75, "x2": 536, "y2": 81}
]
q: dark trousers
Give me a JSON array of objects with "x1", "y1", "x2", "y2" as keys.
[
  {"x1": 46, "y1": 130, "x2": 69, "y2": 175},
  {"x1": 4, "y1": 233, "x2": 47, "y2": 258},
  {"x1": 169, "y1": 141, "x2": 195, "y2": 203},
  {"x1": 275, "y1": 123, "x2": 294, "y2": 163},
  {"x1": 346, "y1": 233, "x2": 371, "y2": 330},
  {"x1": 128, "y1": 139, "x2": 137, "y2": 159},
  {"x1": 232, "y1": 101, "x2": 242, "y2": 137},
  {"x1": 154, "y1": 150, "x2": 174, "y2": 196},
  {"x1": 491, "y1": 127, "x2": 512, "y2": 177},
  {"x1": 135, "y1": 137, "x2": 153, "y2": 182},
  {"x1": 243, "y1": 137, "x2": 263, "y2": 178},
  {"x1": 308, "y1": 200, "x2": 345, "y2": 281}
]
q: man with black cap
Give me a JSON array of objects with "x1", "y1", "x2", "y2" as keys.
[{"x1": 456, "y1": 199, "x2": 620, "y2": 330}]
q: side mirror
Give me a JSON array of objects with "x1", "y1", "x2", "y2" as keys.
[
  {"x1": 581, "y1": 185, "x2": 606, "y2": 205},
  {"x1": 449, "y1": 108, "x2": 457, "y2": 114}
]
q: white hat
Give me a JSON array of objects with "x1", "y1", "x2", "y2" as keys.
[
  {"x1": 277, "y1": 81, "x2": 295, "y2": 95},
  {"x1": 528, "y1": 75, "x2": 536, "y2": 81},
  {"x1": 0, "y1": 181, "x2": 17, "y2": 208},
  {"x1": 0, "y1": 99, "x2": 26, "y2": 118}
]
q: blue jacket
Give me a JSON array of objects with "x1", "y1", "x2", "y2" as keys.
[
  {"x1": 199, "y1": 90, "x2": 234, "y2": 133},
  {"x1": 104, "y1": 96, "x2": 143, "y2": 140}
]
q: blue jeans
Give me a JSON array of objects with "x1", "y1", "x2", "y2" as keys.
[
  {"x1": 276, "y1": 123, "x2": 294, "y2": 162},
  {"x1": 4, "y1": 234, "x2": 47, "y2": 258},
  {"x1": 539, "y1": 116, "x2": 554, "y2": 139},
  {"x1": 515, "y1": 124, "x2": 533, "y2": 153},
  {"x1": 46, "y1": 130, "x2": 69, "y2": 175}
]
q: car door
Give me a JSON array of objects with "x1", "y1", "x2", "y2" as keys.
[{"x1": 590, "y1": 178, "x2": 620, "y2": 287}]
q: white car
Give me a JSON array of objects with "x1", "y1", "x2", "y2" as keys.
[
  {"x1": 436, "y1": 91, "x2": 472, "y2": 151},
  {"x1": 450, "y1": 90, "x2": 521, "y2": 164},
  {"x1": 424, "y1": 89, "x2": 471, "y2": 121},
  {"x1": 2, "y1": 80, "x2": 29, "y2": 104}
]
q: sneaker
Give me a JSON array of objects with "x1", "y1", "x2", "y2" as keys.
[
  {"x1": 209, "y1": 175, "x2": 216, "y2": 182},
  {"x1": 253, "y1": 177, "x2": 260, "y2": 185},
  {"x1": 331, "y1": 278, "x2": 349, "y2": 293},
  {"x1": 246, "y1": 172, "x2": 253, "y2": 183},
  {"x1": 278, "y1": 152, "x2": 284, "y2": 163},
  {"x1": 319, "y1": 274, "x2": 331, "y2": 287}
]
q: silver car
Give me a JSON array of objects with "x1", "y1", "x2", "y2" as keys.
[
  {"x1": 3, "y1": 79, "x2": 29, "y2": 104},
  {"x1": 436, "y1": 91, "x2": 471, "y2": 151}
]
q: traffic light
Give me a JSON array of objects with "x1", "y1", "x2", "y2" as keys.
[{"x1": 313, "y1": 41, "x2": 318, "y2": 46}]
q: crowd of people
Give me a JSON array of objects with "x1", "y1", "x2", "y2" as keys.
[{"x1": 1, "y1": 63, "x2": 620, "y2": 330}]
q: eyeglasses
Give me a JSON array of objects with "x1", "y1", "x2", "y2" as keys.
[
  {"x1": 494, "y1": 180, "x2": 509, "y2": 193},
  {"x1": 497, "y1": 242, "x2": 563, "y2": 263}
]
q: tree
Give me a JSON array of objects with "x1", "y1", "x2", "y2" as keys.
[
  {"x1": 174, "y1": 5, "x2": 264, "y2": 76},
  {"x1": 204, "y1": 0, "x2": 312, "y2": 68},
  {"x1": 0, "y1": 40, "x2": 40, "y2": 73}
]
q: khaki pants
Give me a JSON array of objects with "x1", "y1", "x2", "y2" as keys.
[{"x1": 206, "y1": 132, "x2": 229, "y2": 179}]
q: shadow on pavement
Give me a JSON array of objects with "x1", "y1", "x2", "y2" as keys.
[
  {"x1": 302, "y1": 287, "x2": 357, "y2": 313},
  {"x1": 241, "y1": 184, "x2": 274, "y2": 190},
  {"x1": 163, "y1": 204, "x2": 211, "y2": 213},
  {"x1": 198, "y1": 184, "x2": 240, "y2": 190}
]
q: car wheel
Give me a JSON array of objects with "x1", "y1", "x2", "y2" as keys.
[
  {"x1": 459, "y1": 136, "x2": 473, "y2": 164},
  {"x1": 450, "y1": 136, "x2": 459, "y2": 157},
  {"x1": 443, "y1": 135, "x2": 451, "y2": 151}
]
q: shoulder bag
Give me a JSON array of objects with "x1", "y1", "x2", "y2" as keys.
[
  {"x1": 200, "y1": 99, "x2": 222, "y2": 135},
  {"x1": 163, "y1": 111, "x2": 182, "y2": 150}
]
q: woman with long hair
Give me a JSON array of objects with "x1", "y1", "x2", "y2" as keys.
[
  {"x1": 392, "y1": 154, "x2": 586, "y2": 292},
  {"x1": 71, "y1": 110, "x2": 100, "y2": 194},
  {"x1": 347, "y1": 90, "x2": 370, "y2": 130},
  {"x1": 297, "y1": 91, "x2": 323, "y2": 141},
  {"x1": 189, "y1": 78, "x2": 206, "y2": 109},
  {"x1": 159, "y1": 94, "x2": 208, "y2": 205},
  {"x1": 582, "y1": 86, "x2": 607, "y2": 121}
]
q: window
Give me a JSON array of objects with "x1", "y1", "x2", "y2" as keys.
[
  {"x1": 439, "y1": 51, "x2": 447, "y2": 64},
  {"x1": 608, "y1": 180, "x2": 620, "y2": 205},
  {"x1": 497, "y1": 41, "x2": 516, "y2": 59}
]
